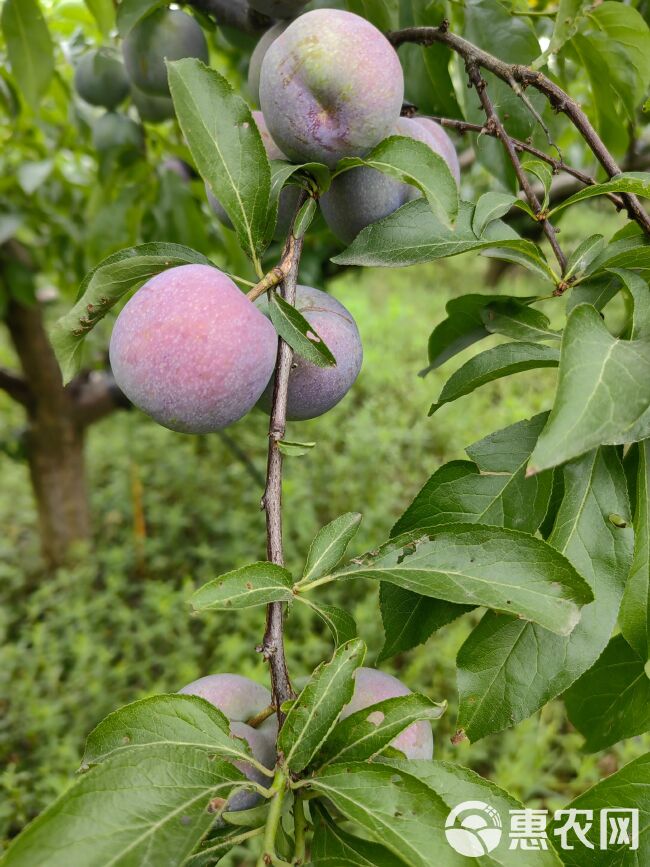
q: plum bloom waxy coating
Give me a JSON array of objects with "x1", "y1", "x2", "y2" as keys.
[
  {"x1": 109, "y1": 265, "x2": 278, "y2": 434},
  {"x1": 258, "y1": 285, "x2": 363, "y2": 421},
  {"x1": 340, "y1": 668, "x2": 434, "y2": 760},
  {"x1": 259, "y1": 9, "x2": 404, "y2": 168}
]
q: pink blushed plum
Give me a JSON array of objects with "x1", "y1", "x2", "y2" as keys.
[{"x1": 109, "y1": 265, "x2": 278, "y2": 434}]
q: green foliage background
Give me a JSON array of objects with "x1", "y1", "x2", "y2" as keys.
[{"x1": 2, "y1": 207, "x2": 648, "y2": 855}]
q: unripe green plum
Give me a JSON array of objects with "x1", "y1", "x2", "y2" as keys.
[
  {"x1": 122, "y1": 8, "x2": 208, "y2": 96},
  {"x1": 131, "y1": 84, "x2": 175, "y2": 122},
  {"x1": 249, "y1": 0, "x2": 307, "y2": 20},
  {"x1": 258, "y1": 285, "x2": 362, "y2": 421},
  {"x1": 259, "y1": 9, "x2": 404, "y2": 168},
  {"x1": 92, "y1": 112, "x2": 145, "y2": 156},
  {"x1": 207, "y1": 111, "x2": 299, "y2": 239},
  {"x1": 109, "y1": 264, "x2": 278, "y2": 433},
  {"x1": 74, "y1": 48, "x2": 130, "y2": 109},
  {"x1": 320, "y1": 116, "x2": 460, "y2": 244},
  {"x1": 247, "y1": 22, "x2": 287, "y2": 106},
  {"x1": 179, "y1": 674, "x2": 277, "y2": 811},
  {"x1": 340, "y1": 668, "x2": 434, "y2": 760}
]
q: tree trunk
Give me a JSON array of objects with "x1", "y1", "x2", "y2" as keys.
[{"x1": 5, "y1": 298, "x2": 90, "y2": 568}]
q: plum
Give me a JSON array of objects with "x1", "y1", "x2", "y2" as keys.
[
  {"x1": 259, "y1": 9, "x2": 404, "y2": 168},
  {"x1": 320, "y1": 116, "x2": 460, "y2": 243},
  {"x1": 179, "y1": 674, "x2": 277, "y2": 811},
  {"x1": 109, "y1": 264, "x2": 278, "y2": 433},
  {"x1": 248, "y1": 22, "x2": 287, "y2": 106},
  {"x1": 92, "y1": 112, "x2": 145, "y2": 156},
  {"x1": 122, "y1": 8, "x2": 208, "y2": 96},
  {"x1": 74, "y1": 48, "x2": 130, "y2": 110},
  {"x1": 131, "y1": 84, "x2": 175, "y2": 123},
  {"x1": 258, "y1": 285, "x2": 362, "y2": 420},
  {"x1": 340, "y1": 667, "x2": 434, "y2": 760}
]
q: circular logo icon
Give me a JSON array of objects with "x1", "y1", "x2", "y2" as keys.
[{"x1": 445, "y1": 800, "x2": 503, "y2": 857}]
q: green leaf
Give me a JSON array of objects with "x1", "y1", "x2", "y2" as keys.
[
  {"x1": 265, "y1": 161, "x2": 329, "y2": 245},
  {"x1": 346, "y1": 0, "x2": 399, "y2": 30},
  {"x1": 278, "y1": 639, "x2": 365, "y2": 773},
  {"x1": 297, "y1": 598, "x2": 358, "y2": 647},
  {"x1": 336, "y1": 136, "x2": 459, "y2": 229},
  {"x1": 332, "y1": 199, "x2": 543, "y2": 268},
  {"x1": 429, "y1": 342, "x2": 560, "y2": 415},
  {"x1": 302, "y1": 512, "x2": 363, "y2": 582},
  {"x1": 564, "y1": 634, "x2": 650, "y2": 752},
  {"x1": 540, "y1": 0, "x2": 589, "y2": 62},
  {"x1": 472, "y1": 192, "x2": 518, "y2": 236},
  {"x1": 330, "y1": 524, "x2": 593, "y2": 635},
  {"x1": 481, "y1": 302, "x2": 560, "y2": 343},
  {"x1": 186, "y1": 825, "x2": 263, "y2": 866},
  {"x1": 1, "y1": 0, "x2": 54, "y2": 108},
  {"x1": 613, "y1": 268, "x2": 650, "y2": 340},
  {"x1": 116, "y1": 0, "x2": 164, "y2": 35},
  {"x1": 550, "y1": 173, "x2": 650, "y2": 218},
  {"x1": 424, "y1": 294, "x2": 493, "y2": 372},
  {"x1": 381, "y1": 759, "x2": 563, "y2": 867},
  {"x1": 268, "y1": 292, "x2": 336, "y2": 368},
  {"x1": 548, "y1": 753, "x2": 650, "y2": 865},
  {"x1": 84, "y1": 0, "x2": 115, "y2": 34},
  {"x1": 191, "y1": 562, "x2": 294, "y2": 612},
  {"x1": 1, "y1": 745, "x2": 245, "y2": 867},
  {"x1": 619, "y1": 439, "x2": 650, "y2": 659},
  {"x1": 308, "y1": 763, "x2": 450, "y2": 867},
  {"x1": 480, "y1": 244, "x2": 557, "y2": 283},
  {"x1": 51, "y1": 244, "x2": 213, "y2": 383},
  {"x1": 82, "y1": 694, "x2": 255, "y2": 768},
  {"x1": 585, "y1": 232, "x2": 650, "y2": 278},
  {"x1": 277, "y1": 440, "x2": 316, "y2": 457},
  {"x1": 312, "y1": 815, "x2": 404, "y2": 867},
  {"x1": 168, "y1": 59, "x2": 271, "y2": 271},
  {"x1": 565, "y1": 234, "x2": 606, "y2": 280},
  {"x1": 457, "y1": 447, "x2": 633, "y2": 741},
  {"x1": 530, "y1": 302, "x2": 650, "y2": 472},
  {"x1": 523, "y1": 160, "x2": 553, "y2": 206},
  {"x1": 315, "y1": 694, "x2": 445, "y2": 768}
]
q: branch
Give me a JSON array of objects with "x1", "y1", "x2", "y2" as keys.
[
  {"x1": 466, "y1": 63, "x2": 567, "y2": 274},
  {"x1": 388, "y1": 23, "x2": 650, "y2": 235},
  {"x1": 68, "y1": 370, "x2": 131, "y2": 428},
  {"x1": 258, "y1": 191, "x2": 309, "y2": 719},
  {"x1": 0, "y1": 366, "x2": 32, "y2": 407},
  {"x1": 186, "y1": 0, "x2": 272, "y2": 34}
]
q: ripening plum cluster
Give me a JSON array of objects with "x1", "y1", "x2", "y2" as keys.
[{"x1": 79, "y1": 5, "x2": 459, "y2": 434}]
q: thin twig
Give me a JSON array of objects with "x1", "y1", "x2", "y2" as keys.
[
  {"x1": 466, "y1": 63, "x2": 567, "y2": 274},
  {"x1": 258, "y1": 192, "x2": 309, "y2": 720},
  {"x1": 0, "y1": 366, "x2": 32, "y2": 407},
  {"x1": 388, "y1": 22, "x2": 650, "y2": 235},
  {"x1": 247, "y1": 237, "x2": 296, "y2": 303}
]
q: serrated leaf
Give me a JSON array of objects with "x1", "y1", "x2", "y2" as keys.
[
  {"x1": 481, "y1": 302, "x2": 560, "y2": 343},
  {"x1": 523, "y1": 160, "x2": 554, "y2": 209},
  {"x1": 1, "y1": 745, "x2": 245, "y2": 867},
  {"x1": 269, "y1": 291, "x2": 336, "y2": 368},
  {"x1": 51, "y1": 243, "x2": 213, "y2": 383},
  {"x1": 565, "y1": 234, "x2": 605, "y2": 280},
  {"x1": 168, "y1": 59, "x2": 271, "y2": 270},
  {"x1": 278, "y1": 639, "x2": 365, "y2": 773},
  {"x1": 330, "y1": 524, "x2": 593, "y2": 635},
  {"x1": 619, "y1": 439, "x2": 650, "y2": 659},
  {"x1": 308, "y1": 763, "x2": 450, "y2": 867},
  {"x1": 564, "y1": 634, "x2": 650, "y2": 752},
  {"x1": 83, "y1": 694, "x2": 255, "y2": 768},
  {"x1": 548, "y1": 753, "x2": 650, "y2": 864},
  {"x1": 297, "y1": 598, "x2": 358, "y2": 647},
  {"x1": 472, "y1": 191, "x2": 518, "y2": 236},
  {"x1": 186, "y1": 824, "x2": 262, "y2": 866},
  {"x1": 315, "y1": 694, "x2": 445, "y2": 768},
  {"x1": 457, "y1": 447, "x2": 633, "y2": 742},
  {"x1": 531, "y1": 302, "x2": 650, "y2": 471},
  {"x1": 191, "y1": 562, "x2": 294, "y2": 612},
  {"x1": 336, "y1": 135, "x2": 459, "y2": 229},
  {"x1": 312, "y1": 815, "x2": 404, "y2": 867},
  {"x1": 332, "y1": 199, "x2": 543, "y2": 268},
  {"x1": 429, "y1": 342, "x2": 560, "y2": 415},
  {"x1": 1, "y1": 0, "x2": 54, "y2": 107},
  {"x1": 549, "y1": 173, "x2": 650, "y2": 218},
  {"x1": 303, "y1": 512, "x2": 363, "y2": 582}
]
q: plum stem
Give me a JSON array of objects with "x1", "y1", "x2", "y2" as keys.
[
  {"x1": 292, "y1": 791, "x2": 307, "y2": 865},
  {"x1": 260, "y1": 191, "x2": 310, "y2": 720},
  {"x1": 256, "y1": 769, "x2": 289, "y2": 867},
  {"x1": 247, "y1": 237, "x2": 297, "y2": 303}
]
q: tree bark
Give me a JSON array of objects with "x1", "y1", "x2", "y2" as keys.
[{"x1": 5, "y1": 298, "x2": 90, "y2": 568}]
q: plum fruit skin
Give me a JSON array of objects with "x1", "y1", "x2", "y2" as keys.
[
  {"x1": 249, "y1": 0, "x2": 307, "y2": 18},
  {"x1": 248, "y1": 22, "x2": 287, "y2": 106},
  {"x1": 131, "y1": 84, "x2": 175, "y2": 123},
  {"x1": 122, "y1": 8, "x2": 209, "y2": 96},
  {"x1": 109, "y1": 265, "x2": 278, "y2": 434},
  {"x1": 74, "y1": 48, "x2": 130, "y2": 110},
  {"x1": 257, "y1": 285, "x2": 362, "y2": 421},
  {"x1": 259, "y1": 9, "x2": 404, "y2": 168},
  {"x1": 340, "y1": 667, "x2": 434, "y2": 760},
  {"x1": 207, "y1": 111, "x2": 299, "y2": 240},
  {"x1": 179, "y1": 674, "x2": 277, "y2": 811},
  {"x1": 92, "y1": 112, "x2": 145, "y2": 155},
  {"x1": 320, "y1": 116, "x2": 461, "y2": 244}
]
